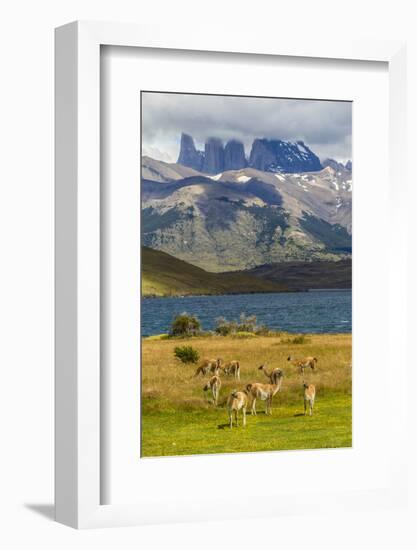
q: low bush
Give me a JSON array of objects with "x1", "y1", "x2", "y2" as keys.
[
  {"x1": 170, "y1": 313, "x2": 201, "y2": 337},
  {"x1": 215, "y1": 313, "x2": 264, "y2": 336},
  {"x1": 254, "y1": 324, "x2": 270, "y2": 336},
  {"x1": 214, "y1": 316, "x2": 237, "y2": 336},
  {"x1": 174, "y1": 345, "x2": 200, "y2": 364},
  {"x1": 281, "y1": 334, "x2": 310, "y2": 345}
]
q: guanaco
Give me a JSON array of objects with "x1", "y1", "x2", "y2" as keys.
[
  {"x1": 223, "y1": 360, "x2": 240, "y2": 379},
  {"x1": 258, "y1": 364, "x2": 283, "y2": 385},
  {"x1": 288, "y1": 355, "x2": 317, "y2": 375},
  {"x1": 227, "y1": 389, "x2": 248, "y2": 428},
  {"x1": 209, "y1": 358, "x2": 222, "y2": 375},
  {"x1": 203, "y1": 375, "x2": 222, "y2": 405},
  {"x1": 303, "y1": 383, "x2": 316, "y2": 416},
  {"x1": 194, "y1": 358, "x2": 220, "y2": 377},
  {"x1": 246, "y1": 370, "x2": 284, "y2": 415}
]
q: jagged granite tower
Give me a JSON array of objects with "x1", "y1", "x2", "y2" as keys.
[
  {"x1": 224, "y1": 139, "x2": 247, "y2": 170},
  {"x1": 177, "y1": 134, "x2": 323, "y2": 174},
  {"x1": 203, "y1": 137, "x2": 225, "y2": 174},
  {"x1": 177, "y1": 133, "x2": 204, "y2": 171}
]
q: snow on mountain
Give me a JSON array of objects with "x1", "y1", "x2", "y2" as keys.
[{"x1": 141, "y1": 155, "x2": 352, "y2": 271}]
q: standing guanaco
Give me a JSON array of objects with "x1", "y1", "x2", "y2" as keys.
[
  {"x1": 223, "y1": 360, "x2": 240, "y2": 379},
  {"x1": 246, "y1": 370, "x2": 284, "y2": 415},
  {"x1": 258, "y1": 364, "x2": 283, "y2": 384},
  {"x1": 227, "y1": 389, "x2": 248, "y2": 428},
  {"x1": 303, "y1": 383, "x2": 316, "y2": 416},
  {"x1": 287, "y1": 356, "x2": 317, "y2": 375},
  {"x1": 203, "y1": 375, "x2": 222, "y2": 405}
]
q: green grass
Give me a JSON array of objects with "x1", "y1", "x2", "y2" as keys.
[
  {"x1": 142, "y1": 391, "x2": 351, "y2": 457},
  {"x1": 141, "y1": 333, "x2": 352, "y2": 457}
]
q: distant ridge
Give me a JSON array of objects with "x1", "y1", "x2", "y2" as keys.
[
  {"x1": 142, "y1": 247, "x2": 288, "y2": 297},
  {"x1": 242, "y1": 259, "x2": 352, "y2": 291}
]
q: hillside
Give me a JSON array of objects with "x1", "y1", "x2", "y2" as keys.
[
  {"x1": 243, "y1": 258, "x2": 351, "y2": 291},
  {"x1": 142, "y1": 247, "x2": 288, "y2": 297},
  {"x1": 142, "y1": 155, "x2": 203, "y2": 182},
  {"x1": 142, "y1": 156, "x2": 352, "y2": 271}
]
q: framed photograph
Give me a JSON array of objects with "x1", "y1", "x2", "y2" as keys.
[{"x1": 55, "y1": 21, "x2": 407, "y2": 528}]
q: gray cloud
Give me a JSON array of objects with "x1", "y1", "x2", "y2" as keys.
[{"x1": 142, "y1": 92, "x2": 352, "y2": 164}]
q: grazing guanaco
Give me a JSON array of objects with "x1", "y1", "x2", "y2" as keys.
[
  {"x1": 258, "y1": 364, "x2": 283, "y2": 385},
  {"x1": 288, "y1": 355, "x2": 317, "y2": 375},
  {"x1": 209, "y1": 358, "x2": 222, "y2": 375},
  {"x1": 303, "y1": 383, "x2": 316, "y2": 416},
  {"x1": 227, "y1": 389, "x2": 248, "y2": 428},
  {"x1": 222, "y1": 360, "x2": 240, "y2": 379},
  {"x1": 203, "y1": 375, "x2": 222, "y2": 405},
  {"x1": 194, "y1": 358, "x2": 220, "y2": 377},
  {"x1": 246, "y1": 370, "x2": 284, "y2": 415}
]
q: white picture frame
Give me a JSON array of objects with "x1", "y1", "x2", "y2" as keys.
[{"x1": 55, "y1": 20, "x2": 407, "y2": 529}]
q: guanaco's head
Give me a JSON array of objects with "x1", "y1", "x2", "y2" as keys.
[
  {"x1": 275, "y1": 368, "x2": 284, "y2": 379},
  {"x1": 303, "y1": 382, "x2": 309, "y2": 389},
  {"x1": 216, "y1": 358, "x2": 222, "y2": 366},
  {"x1": 258, "y1": 364, "x2": 266, "y2": 371},
  {"x1": 287, "y1": 356, "x2": 293, "y2": 361},
  {"x1": 246, "y1": 383, "x2": 253, "y2": 393},
  {"x1": 203, "y1": 382, "x2": 210, "y2": 391}
]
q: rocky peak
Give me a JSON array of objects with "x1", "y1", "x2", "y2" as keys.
[
  {"x1": 248, "y1": 139, "x2": 277, "y2": 171},
  {"x1": 249, "y1": 139, "x2": 322, "y2": 173},
  {"x1": 203, "y1": 137, "x2": 225, "y2": 174},
  {"x1": 224, "y1": 139, "x2": 247, "y2": 170},
  {"x1": 322, "y1": 158, "x2": 347, "y2": 172},
  {"x1": 177, "y1": 133, "x2": 204, "y2": 171}
]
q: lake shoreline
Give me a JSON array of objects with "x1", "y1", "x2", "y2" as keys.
[
  {"x1": 142, "y1": 287, "x2": 350, "y2": 299},
  {"x1": 142, "y1": 290, "x2": 352, "y2": 337}
]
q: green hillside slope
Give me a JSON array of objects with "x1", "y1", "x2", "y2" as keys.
[
  {"x1": 142, "y1": 247, "x2": 288, "y2": 297},
  {"x1": 245, "y1": 259, "x2": 351, "y2": 290}
]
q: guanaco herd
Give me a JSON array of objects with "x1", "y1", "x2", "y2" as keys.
[{"x1": 198, "y1": 355, "x2": 317, "y2": 428}]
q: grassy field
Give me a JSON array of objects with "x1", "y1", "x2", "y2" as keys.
[{"x1": 141, "y1": 333, "x2": 352, "y2": 457}]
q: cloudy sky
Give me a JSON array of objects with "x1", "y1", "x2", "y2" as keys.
[{"x1": 141, "y1": 92, "x2": 352, "y2": 164}]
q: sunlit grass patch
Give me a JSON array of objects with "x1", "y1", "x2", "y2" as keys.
[{"x1": 141, "y1": 333, "x2": 352, "y2": 457}]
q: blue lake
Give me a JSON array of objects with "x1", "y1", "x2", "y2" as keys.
[{"x1": 141, "y1": 290, "x2": 351, "y2": 336}]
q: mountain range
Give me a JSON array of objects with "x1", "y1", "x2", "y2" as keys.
[
  {"x1": 141, "y1": 135, "x2": 352, "y2": 273},
  {"x1": 177, "y1": 133, "x2": 326, "y2": 174}
]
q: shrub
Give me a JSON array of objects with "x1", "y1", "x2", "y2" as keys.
[
  {"x1": 170, "y1": 312, "x2": 201, "y2": 337},
  {"x1": 215, "y1": 316, "x2": 237, "y2": 336},
  {"x1": 237, "y1": 313, "x2": 257, "y2": 333},
  {"x1": 174, "y1": 345, "x2": 200, "y2": 364},
  {"x1": 215, "y1": 313, "x2": 263, "y2": 336},
  {"x1": 254, "y1": 324, "x2": 270, "y2": 336},
  {"x1": 281, "y1": 334, "x2": 310, "y2": 345}
]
